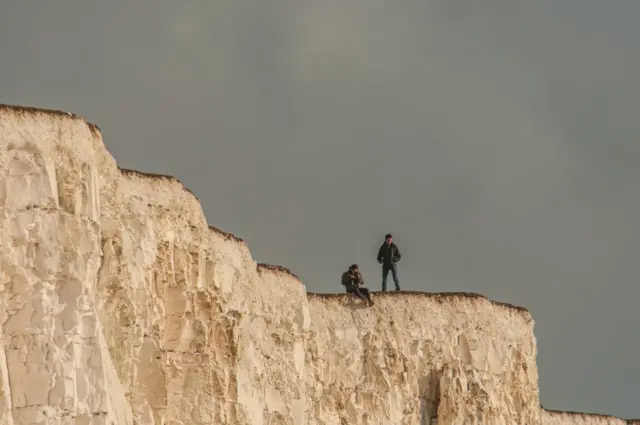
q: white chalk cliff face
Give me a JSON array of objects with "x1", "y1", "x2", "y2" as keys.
[{"x1": 0, "y1": 105, "x2": 635, "y2": 425}]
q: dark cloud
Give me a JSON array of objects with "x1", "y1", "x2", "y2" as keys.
[{"x1": 1, "y1": 0, "x2": 638, "y2": 417}]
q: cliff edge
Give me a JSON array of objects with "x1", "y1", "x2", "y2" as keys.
[{"x1": 0, "y1": 104, "x2": 634, "y2": 425}]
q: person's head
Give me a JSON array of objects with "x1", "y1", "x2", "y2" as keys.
[
  {"x1": 349, "y1": 264, "x2": 359, "y2": 272},
  {"x1": 385, "y1": 233, "x2": 393, "y2": 244}
]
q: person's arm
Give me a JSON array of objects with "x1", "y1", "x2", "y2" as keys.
[
  {"x1": 376, "y1": 245, "x2": 384, "y2": 263},
  {"x1": 394, "y1": 244, "x2": 401, "y2": 262}
]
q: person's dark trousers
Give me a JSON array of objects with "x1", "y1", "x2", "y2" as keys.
[
  {"x1": 346, "y1": 286, "x2": 373, "y2": 304},
  {"x1": 381, "y1": 263, "x2": 400, "y2": 291}
]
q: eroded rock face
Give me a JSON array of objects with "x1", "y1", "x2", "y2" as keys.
[
  {"x1": 0, "y1": 105, "x2": 631, "y2": 424},
  {"x1": 305, "y1": 294, "x2": 538, "y2": 425}
]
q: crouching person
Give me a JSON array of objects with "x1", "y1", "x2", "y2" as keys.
[{"x1": 341, "y1": 264, "x2": 374, "y2": 306}]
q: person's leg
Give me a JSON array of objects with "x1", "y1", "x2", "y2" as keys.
[
  {"x1": 354, "y1": 287, "x2": 368, "y2": 302},
  {"x1": 391, "y1": 264, "x2": 401, "y2": 290},
  {"x1": 360, "y1": 287, "x2": 374, "y2": 305},
  {"x1": 345, "y1": 287, "x2": 357, "y2": 302},
  {"x1": 381, "y1": 265, "x2": 390, "y2": 291},
  {"x1": 346, "y1": 286, "x2": 365, "y2": 302}
]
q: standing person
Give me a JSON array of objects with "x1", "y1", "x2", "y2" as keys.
[
  {"x1": 376, "y1": 233, "x2": 401, "y2": 291},
  {"x1": 341, "y1": 264, "x2": 374, "y2": 306}
]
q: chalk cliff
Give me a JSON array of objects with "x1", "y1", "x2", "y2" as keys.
[{"x1": 0, "y1": 104, "x2": 634, "y2": 425}]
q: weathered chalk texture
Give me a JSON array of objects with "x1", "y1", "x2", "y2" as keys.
[{"x1": 0, "y1": 105, "x2": 634, "y2": 424}]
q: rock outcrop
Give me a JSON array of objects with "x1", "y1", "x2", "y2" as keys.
[{"x1": 0, "y1": 104, "x2": 635, "y2": 424}]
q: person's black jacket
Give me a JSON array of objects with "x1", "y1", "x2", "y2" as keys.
[
  {"x1": 377, "y1": 242, "x2": 401, "y2": 266},
  {"x1": 341, "y1": 270, "x2": 363, "y2": 288}
]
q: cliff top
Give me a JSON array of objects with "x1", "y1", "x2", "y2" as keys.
[
  {"x1": 543, "y1": 408, "x2": 640, "y2": 424},
  {"x1": 308, "y1": 290, "x2": 530, "y2": 316},
  {"x1": 119, "y1": 167, "x2": 198, "y2": 199},
  {"x1": 0, "y1": 103, "x2": 102, "y2": 134}
]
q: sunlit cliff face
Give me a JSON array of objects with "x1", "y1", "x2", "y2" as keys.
[{"x1": 0, "y1": 104, "x2": 636, "y2": 425}]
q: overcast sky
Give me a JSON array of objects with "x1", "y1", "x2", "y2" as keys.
[{"x1": 1, "y1": 0, "x2": 638, "y2": 418}]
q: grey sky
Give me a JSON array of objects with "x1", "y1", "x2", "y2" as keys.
[{"x1": 1, "y1": 0, "x2": 638, "y2": 418}]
